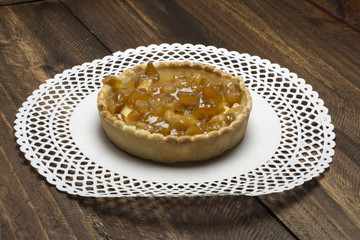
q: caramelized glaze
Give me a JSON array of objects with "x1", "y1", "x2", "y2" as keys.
[{"x1": 103, "y1": 62, "x2": 244, "y2": 136}]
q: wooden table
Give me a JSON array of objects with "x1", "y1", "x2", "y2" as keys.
[{"x1": 1, "y1": 0, "x2": 359, "y2": 239}]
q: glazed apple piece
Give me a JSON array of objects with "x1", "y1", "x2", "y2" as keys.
[
  {"x1": 224, "y1": 81, "x2": 243, "y2": 106},
  {"x1": 135, "y1": 62, "x2": 159, "y2": 89},
  {"x1": 178, "y1": 91, "x2": 200, "y2": 108}
]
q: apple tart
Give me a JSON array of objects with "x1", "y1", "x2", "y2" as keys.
[{"x1": 97, "y1": 61, "x2": 252, "y2": 163}]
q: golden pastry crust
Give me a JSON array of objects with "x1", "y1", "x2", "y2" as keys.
[{"x1": 97, "y1": 61, "x2": 252, "y2": 163}]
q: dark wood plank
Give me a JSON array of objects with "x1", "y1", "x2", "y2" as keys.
[
  {"x1": 77, "y1": 196, "x2": 296, "y2": 239},
  {"x1": 60, "y1": 0, "x2": 360, "y2": 239},
  {"x1": 173, "y1": 0, "x2": 359, "y2": 238},
  {"x1": 172, "y1": 0, "x2": 360, "y2": 147},
  {"x1": 309, "y1": 0, "x2": 360, "y2": 30},
  {"x1": 60, "y1": 0, "x2": 223, "y2": 51},
  {"x1": 0, "y1": 0, "x2": 39, "y2": 6},
  {"x1": 260, "y1": 164, "x2": 360, "y2": 239},
  {"x1": 0, "y1": 1, "x2": 110, "y2": 239},
  {"x1": 1, "y1": 0, "x2": 297, "y2": 239},
  {"x1": 59, "y1": 1, "x2": 301, "y2": 239},
  {"x1": 2, "y1": 0, "x2": 360, "y2": 239},
  {"x1": 62, "y1": 0, "x2": 360, "y2": 121},
  {"x1": 0, "y1": 148, "x2": 49, "y2": 239},
  {"x1": 167, "y1": 0, "x2": 359, "y2": 239}
]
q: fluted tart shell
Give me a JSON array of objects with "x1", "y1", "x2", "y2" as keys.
[{"x1": 97, "y1": 61, "x2": 252, "y2": 163}]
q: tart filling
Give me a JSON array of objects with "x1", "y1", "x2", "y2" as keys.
[{"x1": 97, "y1": 61, "x2": 252, "y2": 163}]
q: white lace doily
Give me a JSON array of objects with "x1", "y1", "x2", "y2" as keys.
[{"x1": 14, "y1": 43, "x2": 335, "y2": 197}]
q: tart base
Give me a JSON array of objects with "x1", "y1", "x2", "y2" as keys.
[{"x1": 99, "y1": 110, "x2": 250, "y2": 163}]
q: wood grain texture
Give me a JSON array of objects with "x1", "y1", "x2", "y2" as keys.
[
  {"x1": 0, "y1": 0, "x2": 40, "y2": 6},
  {"x1": 310, "y1": 0, "x2": 360, "y2": 30},
  {"x1": 61, "y1": 0, "x2": 360, "y2": 239},
  {"x1": 1, "y1": 0, "x2": 360, "y2": 239},
  {"x1": 0, "y1": 1, "x2": 109, "y2": 239},
  {"x1": 1, "y1": 0, "x2": 295, "y2": 239},
  {"x1": 61, "y1": 0, "x2": 221, "y2": 50},
  {"x1": 75, "y1": 196, "x2": 296, "y2": 239}
]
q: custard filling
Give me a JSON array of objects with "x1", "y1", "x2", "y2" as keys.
[{"x1": 103, "y1": 62, "x2": 245, "y2": 136}]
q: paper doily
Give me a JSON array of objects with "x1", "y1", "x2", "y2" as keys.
[{"x1": 14, "y1": 43, "x2": 335, "y2": 197}]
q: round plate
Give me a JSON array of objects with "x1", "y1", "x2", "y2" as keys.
[{"x1": 14, "y1": 43, "x2": 335, "y2": 197}]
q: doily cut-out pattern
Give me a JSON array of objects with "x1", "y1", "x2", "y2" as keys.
[{"x1": 14, "y1": 43, "x2": 335, "y2": 197}]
